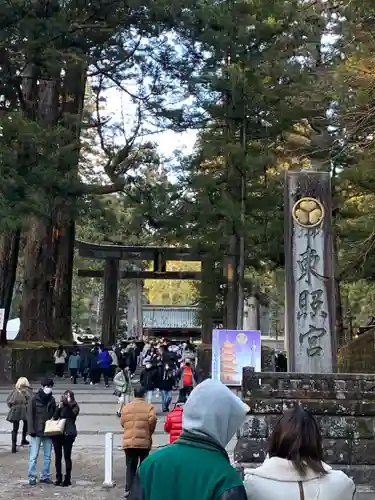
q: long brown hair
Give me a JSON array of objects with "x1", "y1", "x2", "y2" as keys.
[
  {"x1": 63, "y1": 390, "x2": 76, "y2": 402},
  {"x1": 268, "y1": 406, "x2": 327, "y2": 476}
]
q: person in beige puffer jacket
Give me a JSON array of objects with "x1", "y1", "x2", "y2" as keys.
[{"x1": 120, "y1": 387, "x2": 157, "y2": 496}]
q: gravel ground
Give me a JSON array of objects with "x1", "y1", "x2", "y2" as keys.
[{"x1": 0, "y1": 446, "x2": 127, "y2": 500}]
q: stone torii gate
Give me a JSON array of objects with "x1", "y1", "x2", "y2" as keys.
[{"x1": 76, "y1": 241, "x2": 215, "y2": 348}]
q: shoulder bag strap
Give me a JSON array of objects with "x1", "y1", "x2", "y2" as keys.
[{"x1": 298, "y1": 481, "x2": 305, "y2": 500}]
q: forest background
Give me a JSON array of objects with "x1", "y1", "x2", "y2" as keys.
[{"x1": 1, "y1": 0, "x2": 374, "y2": 342}]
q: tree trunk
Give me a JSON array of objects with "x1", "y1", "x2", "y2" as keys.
[
  {"x1": 18, "y1": 219, "x2": 54, "y2": 341},
  {"x1": 0, "y1": 230, "x2": 21, "y2": 344},
  {"x1": 18, "y1": 61, "x2": 60, "y2": 341},
  {"x1": 50, "y1": 62, "x2": 86, "y2": 342},
  {"x1": 52, "y1": 216, "x2": 75, "y2": 342},
  {"x1": 223, "y1": 47, "x2": 241, "y2": 330},
  {"x1": 331, "y1": 165, "x2": 345, "y2": 347},
  {"x1": 334, "y1": 232, "x2": 345, "y2": 347},
  {"x1": 225, "y1": 238, "x2": 239, "y2": 329},
  {"x1": 102, "y1": 259, "x2": 120, "y2": 345}
]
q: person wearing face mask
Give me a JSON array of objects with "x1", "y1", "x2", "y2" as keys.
[
  {"x1": 27, "y1": 378, "x2": 56, "y2": 486},
  {"x1": 52, "y1": 390, "x2": 80, "y2": 487}
]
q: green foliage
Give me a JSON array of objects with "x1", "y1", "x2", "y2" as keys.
[
  {"x1": 341, "y1": 280, "x2": 375, "y2": 329},
  {"x1": 4, "y1": 0, "x2": 375, "y2": 332},
  {"x1": 157, "y1": 0, "x2": 328, "y2": 270},
  {"x1": 144, "y1": 261, "x2": 200, "y2": 305},
  {"x1": 0, "y1": 0, "x2": 203, "y2": 228}
]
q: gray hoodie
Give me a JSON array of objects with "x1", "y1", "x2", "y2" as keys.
[{"x1": 182, "y1": 379, "x2": 248, "y2": 449}]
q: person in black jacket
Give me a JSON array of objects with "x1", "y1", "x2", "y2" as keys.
[
  {"x1": 160, "y1": 363, "x2": 175, "y2": 412},
  {"x1": 140, "y1": 363, "x2": 156, "y2": 404},
  {"x1": 27, "y1": 378, "x2": 56, "y2": 486},
  {"x1": 88, "y1": 346, "x2": 100, "y2": 385},
  {"x1": 79, "y1": 350, "x2": 90, "y2": 384},
  {"x1": 52, "y1": 390, "x2": 80, "y2": 487}
]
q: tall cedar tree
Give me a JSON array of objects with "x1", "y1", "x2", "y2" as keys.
[
  {"x1": 0, "y1": 0, "x2": 202, "y2": 342},
  {"x1": 153, "y1": 0, "x2": 330, "y2": 327}
]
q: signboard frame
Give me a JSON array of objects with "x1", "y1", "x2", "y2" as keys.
[{"x1": 212, "y1": 329, "x2": 261, "y2": 386}]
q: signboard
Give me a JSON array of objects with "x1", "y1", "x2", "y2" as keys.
[
  {"x1": 0, "y1": 308, "x2": 4, "y2": 330},
  {"x1": 212, "y1": 329, "x2": 261, "y2": 386}
]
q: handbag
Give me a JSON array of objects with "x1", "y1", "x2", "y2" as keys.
[
  {"x1": 44, "y1": 418, "x2": 66, "y2": 436},
  {"x1": 113, "y1": 388, "x2": 122, "y2": 397}
]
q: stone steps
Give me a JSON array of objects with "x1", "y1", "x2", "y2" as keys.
[{"x1": 0, "y1": 378, "x2": 237, "y2": 453}]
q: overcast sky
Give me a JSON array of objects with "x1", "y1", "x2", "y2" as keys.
[{"x1": 104, "y1": 86, "x2": 198, "y2": 161}]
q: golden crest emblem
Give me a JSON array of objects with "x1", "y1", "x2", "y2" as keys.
[{"x1": 292, "y1": 197, "x2": 324, "y2": 228}]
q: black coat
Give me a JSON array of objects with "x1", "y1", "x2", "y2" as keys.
[
  {"x1": 140, "y1": 368, "x2": 156, "y2": 391},
  {"x1": 154, "y1": 363, "x2": 164, "y2": 389},
  {"x1": 127, "y1": 347, "x2": 137, "y2": 372},
  {"x1": 27, "y1": 390, "x2": 56, "y2": 437},
  {"x1": 53, "y1": 401, "x2": 80, "y2": 437},
  {"x1": 159, "y1": 367, "x2": 175, "y2": 391},
  {"x1": 88, "y1": 351, "x2": 99, "y2": 371},
  {"x1": 79, "y1": 351, "x2": 90, "y2": 372}
]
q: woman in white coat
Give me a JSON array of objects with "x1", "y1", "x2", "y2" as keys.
[{"x1": 245, "y1": 407, "x2": 356, "y2": 500}]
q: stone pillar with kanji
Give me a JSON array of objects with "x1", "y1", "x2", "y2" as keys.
[{"x1": 285, "y1": 168, "x2": 336, "y2": 373}]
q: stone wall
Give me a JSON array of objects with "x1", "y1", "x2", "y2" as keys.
[
  {"x1": 0, "y1": 347, "x2": 57, "y2": 384},
  {"x1": 0, "y1": 342, "x2": 146, "y2": 384},
  {"x1": 338, "y1": 330, "x2": 375, "y2": 373},
  {"x1": 235, "y1": 369, "x2": 375, "y2": 485},
  {"x1": 261, "y1": 346, "x2": 275, "y2": 371}
]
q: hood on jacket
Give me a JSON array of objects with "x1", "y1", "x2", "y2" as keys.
[
  {"x1": 182, "y1": 379, "x2": 248, "y2": 448},
  {"x1": 248, "y1": 456, "x2": 332, "y2": 482}
]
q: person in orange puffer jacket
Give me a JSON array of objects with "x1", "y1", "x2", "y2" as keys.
[{"x1": 164, "y1": 391, "x2": 187, "y2": 444}]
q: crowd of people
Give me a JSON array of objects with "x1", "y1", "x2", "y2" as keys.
[
  {"x1": 52, "y1": 339, "x2": 198, "y2": 413},
  {"x1": 5, "y1": 339, "x2": 357, "y2": 500}
]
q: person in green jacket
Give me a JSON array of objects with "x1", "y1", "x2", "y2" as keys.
[{"x1": 128, "y1": 378, "x2": 248, "y2": 500}]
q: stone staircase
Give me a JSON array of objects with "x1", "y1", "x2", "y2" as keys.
[{"x1": 0, "y1": 377, "x2": 169, "y2": 450}]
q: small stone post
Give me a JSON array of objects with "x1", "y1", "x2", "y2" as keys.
[{"x1": 103, "y1": 432, "x2": 116, "y2": 488}]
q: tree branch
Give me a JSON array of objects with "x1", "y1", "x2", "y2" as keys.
[{"x1": 80, "y1": 180, "x2": 127, "y2": 195}]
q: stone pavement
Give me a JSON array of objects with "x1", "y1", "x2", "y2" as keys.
[{"x1": 0, "y1": 377, "x2": 236, "y2": 499}]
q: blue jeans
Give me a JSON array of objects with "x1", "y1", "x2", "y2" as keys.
[
  {"x1": 146, "y1": 390, "x2": 153, "y2": 404},
  {"x1": 28, "y1": 436, "x2": 53, "y2": 481},
  {"x1": 161, "y1": 390, "x2": 172, "y2": 410}
]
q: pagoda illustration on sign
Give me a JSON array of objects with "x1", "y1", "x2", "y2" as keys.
[{"x1": 220, "y1": 340, "x2": 237, "y2": 383}]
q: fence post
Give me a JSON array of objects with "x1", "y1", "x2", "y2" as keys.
[{"x1": 103, "y1": 432, "x2": 116, "y2": 488}]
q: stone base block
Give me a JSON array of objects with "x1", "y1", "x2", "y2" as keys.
[{"x1": 0, "y1": 347, "x2": 56, "y2": 383}]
